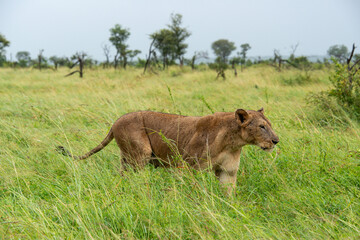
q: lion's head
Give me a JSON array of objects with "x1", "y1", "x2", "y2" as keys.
[{"x1": 235, "y1": 108, "x2": 279, "y2": 152}]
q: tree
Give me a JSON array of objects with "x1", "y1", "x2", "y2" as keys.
[
  {"x1": 101, "y1": 43, "x2": 111, "y2": 68},
  {"x1": 230, "y1": 56, "x2": 241, "y2": 76},
  {"x1": 16, "y1": 51, "x2": 31, "y2": 67},
  {"x1": 0, "y1": 33, "x2": 10, "y2": 51},
  {"x1": 151, "y1": 29, "x2": 176, "y2": 69},
  {"x1": 167, "y1": 13, "x2": 191, "y2": 66},
  {"x1": 128, "y1": 49, "x2": 141, "y2": 64},
  {"x1": 239, "y1": 43, "x2": 251, "y2": 71},
  {"x1": 109, "y1": 24, "x2": 140, "y2": 69},
  {"x1": 190, "y1": 51, "x2": 208, "y2": 70},
  {"x1": 57, "y1": 57, "x2": 70, "y2": 67},
  {"x1": 327, "y1": 44, "x2": 360, "y2": 116},
  {"x1": 147, "y1": 13, "x2": 190, "y2": 69},
  {"x1": 143, "y1": 39, "x2": 161, "y2": 74},
  {"x1": 327, "y1": 44, "x2": 348, "y2": 63},
  {"x1": 271, "y1": 49, "x2": 297, "y2": 72},
  {"x1": 65, "y1": 52, "x2": 87, "y2": 78},
  {"x1": 0, "y1": 33, "x2": 10, "y2": 66},
  {"x1": 210, "y1": 39, "x2": 236, "y2": 80},
  {"x1": 240, "y1": 43, "x2": 251, "y2": 60},
  {"x1": 289, "y1": 43, "x2": 299, "y2": 62},
  {"x1": 49, "y1": 56, "x2": 60, "y2": 70},
  {"x1": 211, "y1": 39, "x2": 236, "y2": 64},
  {"x1": 37, "y1": 49, "x2": 44, "y2": 70},
  {"x1": 49, "y1": 55, "x2": 69, "y2": 70},
  {"x1": 109, "y1": 24, "x2": 130, "y2": 69}
]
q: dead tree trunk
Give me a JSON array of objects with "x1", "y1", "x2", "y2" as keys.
[
  {"x1": 271, "y1": 48, "x2": 301, "y2": 71},
  {"x1": 102, "y1": 44, "x2": 110, "y2": 69},
  {"x1": 144, "y1": 39, "x2": 156, "y2": 74},
  {"x1": 272, "y1": 52, "x2": 286, "y2": 71},
  {"x1": 191, "y1": 51, "x2": 208, "y2": 71},
  {"x1": 38, "y1": 49, "x2": 44, "y2": 71},
  {"x1": 346, "y1": 44, "x2": 360, "y2": 93},
  {"x1": 65, "y1": 52, "x2": 86, "y2": 78},
  {"x1": 79, "y1": 57, "x2": 84, "y2": 78},
  {"x1": 191, "y1": 55, "x2": 196, "y2": 70}
]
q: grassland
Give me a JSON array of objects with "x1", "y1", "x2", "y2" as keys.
[{"x1": 1, "y1": 66, "x2": 360, "y2": 239}]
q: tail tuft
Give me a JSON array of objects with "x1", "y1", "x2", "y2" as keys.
[
  {"x1": 56, "y1": 145, "x2": 72, "y2": 157},
  {"x1": 56, "y1": 128, "x2": 114, "y2": 161}
]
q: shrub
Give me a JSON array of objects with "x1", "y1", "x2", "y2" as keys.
[
  {"x1": 307, "y1": 50, "x2": 360, "y2": 124},
  {"x1": 328, "y1": 59, "x2": 360, "y2": 117}
]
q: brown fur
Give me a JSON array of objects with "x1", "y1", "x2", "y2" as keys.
[{"x1": 58, "y1": 108, "x2": 279, "y2": 194}]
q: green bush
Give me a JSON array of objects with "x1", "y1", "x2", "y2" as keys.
[
  {"x1": 307, "y1": 58, "x2": 360, "y2": 124},
  {"x1": 328, "y1": 60, "x2": 360, "y2": 117}
]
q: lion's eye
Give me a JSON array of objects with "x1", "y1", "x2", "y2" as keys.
[{"x1": 260, "y1": 125, "x2": 265, "y2": 129}]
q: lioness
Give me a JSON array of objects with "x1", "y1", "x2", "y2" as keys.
[{"x1": 58, "y1": 108, "x2": 279, "y2": 194}]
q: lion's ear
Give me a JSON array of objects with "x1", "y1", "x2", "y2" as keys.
[
  {"x1": 235, "y1": 109, "x2": 250, "y2": 125},
  {"x1": 258, "y1": 108, "x2": 264, "y2": 114}
]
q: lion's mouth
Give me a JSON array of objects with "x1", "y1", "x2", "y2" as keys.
[{"x1": 261, "y1": 146, "x2": 274, "y2": 152}]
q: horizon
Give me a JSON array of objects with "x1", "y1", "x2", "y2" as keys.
[{"x1": 1, "y1": 0, "x2": 359, "y2": 62}]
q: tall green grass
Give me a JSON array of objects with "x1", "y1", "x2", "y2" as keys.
[{"x1": 1, "y1": 66, "x2": 360, "y2": 239}]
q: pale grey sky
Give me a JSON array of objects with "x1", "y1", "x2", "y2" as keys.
[{"x1": 1, "y1": 0, "x2": 359, "y2": 61}]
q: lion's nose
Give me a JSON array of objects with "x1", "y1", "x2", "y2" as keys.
[{"x1": 272, "y1": 139, "x2": 279, "y2": 145}]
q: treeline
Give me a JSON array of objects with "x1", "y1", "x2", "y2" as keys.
[{"x1": 0, "y1": 13, "x2": 359, "y2": 78}]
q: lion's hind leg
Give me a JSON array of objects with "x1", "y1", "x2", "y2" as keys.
[{"x1": 115, "y1": 130, "x2": 153, "y2": 171}]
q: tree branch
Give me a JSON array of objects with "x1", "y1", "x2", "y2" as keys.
[
  {"x1": 144, "y1": 39, "x2": 156, "y2": 74},
  {"x1": 65, "y1": 70, "x2": 80, "y2": 77},
  {"x1": 353, "y1": 65, "x2": 360, "y2": 76},
  {"x1": 69, "y1": 61, "x2": 79, "y2": 69},
  {"x1": 350, "y1": 58, "x2": 360, "y2": 71},
  {"x1": 347, "y1": 43, "x2": 356, "y2": 66}
]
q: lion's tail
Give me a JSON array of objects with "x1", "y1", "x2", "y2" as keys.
[{"x1": 57, "y1": 128, "x2": 114, "y2": 160}]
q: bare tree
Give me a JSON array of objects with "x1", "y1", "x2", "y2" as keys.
[
  {"x1": 190, "y1": 51, "x2": 208, "y2": 70},
  {"x1": 101, "y1": 43, "x2": 111, "y2": 68},
  {"x1": 271, "y1": 49, "x2": 298, "y2": 71},
  {"x1": 143, "y1": 39, "x2": 161, "y2": 74},
  {"x1": 65, "y1": 52, "x2": 87, "y2": 78},
  {"x1": 290, "y1": 42, "x2": 299, "y2": 60},
  {"x1": 272, "y1": 49, "x2": 283, "y2": 71},
  {"x1": 346, "y1": 44, "x2": 360, "y2": 90}
]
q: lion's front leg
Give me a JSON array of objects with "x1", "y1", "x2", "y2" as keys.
[
  {"x1": 213, "y1": 150, "x2": 241, "y2": 196},
  {"x1": 217, "y1": 170, "x2": 238, "y2": 196}
]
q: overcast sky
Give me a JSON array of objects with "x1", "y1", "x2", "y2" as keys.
[{"x1": 1, "y1": 0, "x2": 359, "y2": 61}]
